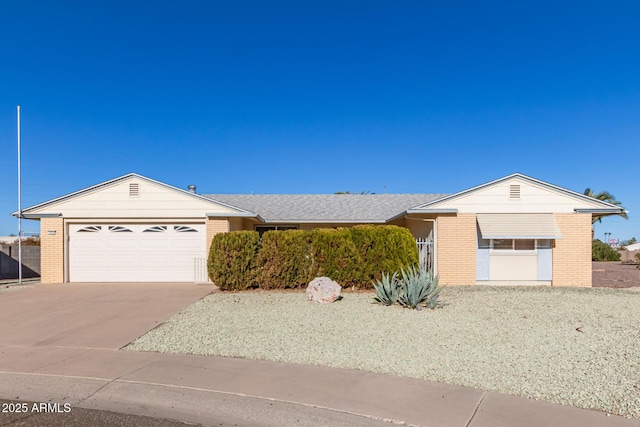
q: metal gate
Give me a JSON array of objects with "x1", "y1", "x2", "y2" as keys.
[{"x1": 416, "y1": 238, "x2": 434, "y2": 271}]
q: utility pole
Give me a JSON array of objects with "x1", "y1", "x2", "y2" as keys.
[{"x1": 17, "y1": 106, "x2": 22, "y2": 284}]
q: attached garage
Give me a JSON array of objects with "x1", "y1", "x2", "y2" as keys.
[
  {"x1": 16, "y1": 173, "x2": 257, "y2": 284},
  {"x1": 68, "y1": 223, "x2": 206, "y2": 282}
]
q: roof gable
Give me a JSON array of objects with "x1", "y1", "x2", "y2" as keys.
[
  {"x1": 413, "y1": 173, "x2": 625, "y2": 214},
  {"x1": 19, "y1": 173, "x2": 252, "y2": 219}
]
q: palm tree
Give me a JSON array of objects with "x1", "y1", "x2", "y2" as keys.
[{"x1": 583, "y1": 188, "x2": 628, "y2": 224}]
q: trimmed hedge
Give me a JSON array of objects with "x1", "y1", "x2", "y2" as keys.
[
  {"x1": 349, "y1": 224, "x2": 419, "y2": 284},
  {"x1": 208, "y1": 230, "x2": 260, "y2": 290},
  {"x1": 257, "y1": 230, "x2": 313, "y2": 289},
  {"x1": 208, "y1": 225, "x2": 420, "y2": 290},
  {"x1": 309, "y1": 228, "x2": 361, "y2": 286}
]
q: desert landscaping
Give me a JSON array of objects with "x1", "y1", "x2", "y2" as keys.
[{"x1": 127, "y1": 281, "x2": 640, "y2": 419}]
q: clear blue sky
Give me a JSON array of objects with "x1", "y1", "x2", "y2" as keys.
[{"x1": 1, "y1": 1, "x2": 638, "y2": 243}]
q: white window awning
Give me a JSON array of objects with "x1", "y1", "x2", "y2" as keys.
[{"x1": 477, "y1": 214, "x2": 562, "y2": 239}]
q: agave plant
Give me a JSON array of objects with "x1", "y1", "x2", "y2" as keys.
[
  {"x1": 397, "y1": 264, "x2": 443, "y2": 310},
  {"x1": 372, "y1": 271, "x2": 399, "y2": 305}
]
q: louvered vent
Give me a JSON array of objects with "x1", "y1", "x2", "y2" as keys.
[
  {"x1": 509, "y1": 184, "x2": 521, "y2": 199},
  {"x1": 129, "y1": 183, "x2": 140, "y2": 197}
]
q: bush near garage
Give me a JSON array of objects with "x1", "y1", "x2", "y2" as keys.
[
  {"x1": 208, "y1": 231, "x2": 261, "y2": 290},
  {"x1": 257, "y1": 230, "x2": 313, "y2": 289},
  {"x1": 349, "y1": 224, "x2": 419, "y2": 284},
  {"x1": 209, "y1": 226, "x2": 420, "y2": 290},
  {"x1": 592, "y1": 239, "x2": 621, "y2": 262}
]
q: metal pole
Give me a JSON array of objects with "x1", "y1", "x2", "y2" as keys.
[{"x1": 17, "y1": 106, "x2": 22, "y2": 284}]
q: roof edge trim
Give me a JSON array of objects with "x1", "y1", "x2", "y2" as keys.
[
  {"x1": 406, "y1": 208, "x2": 459, "y2": 214},
  {"x1": 16, "y1": 213, "x2": 62, "y2": 219},
  {"x1": 263, "y1": 219, "x2": 388, "y2": 224}
]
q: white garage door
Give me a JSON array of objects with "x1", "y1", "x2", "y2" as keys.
[{"x1": 69, "y1": 224, "x2": 206, "y2": 282}]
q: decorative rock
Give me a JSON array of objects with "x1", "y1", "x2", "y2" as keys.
[{"x1": 306, "y1": 277, "x2": 342, "y2": 304}]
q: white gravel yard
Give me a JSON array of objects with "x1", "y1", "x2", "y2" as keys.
[{"x1": 126, "y1": 286, "x2": 640, "y2": 418}]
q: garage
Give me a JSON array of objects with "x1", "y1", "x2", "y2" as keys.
[{"x1": 68, "y1": 223, "x2": 206, "y2": 282}]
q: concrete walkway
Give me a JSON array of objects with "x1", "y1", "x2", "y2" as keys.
[{"x1": 0, "y1": 283, "x2": 638, "y2": 426}]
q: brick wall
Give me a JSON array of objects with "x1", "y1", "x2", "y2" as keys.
[
  {"x1": 206, "y1": 218, "x2": 229, "y2": 253},
  {"x1": 437, "y1": 214, "x2": 477, "y2": 285},
  {"x1": 40, "y1": 218, "x2": 64, "y2": 284},
  {"x1": 552, "y1": 213, "x2": 592, "y2": 287}
]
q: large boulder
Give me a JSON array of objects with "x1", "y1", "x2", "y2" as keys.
[{"x1": 306, "y1": 277, "x2": 342, "y2": 304}]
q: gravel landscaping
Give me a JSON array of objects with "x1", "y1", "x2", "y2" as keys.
[{"x1": 126, "y1": 286, "x2": 640, "y2": 418}]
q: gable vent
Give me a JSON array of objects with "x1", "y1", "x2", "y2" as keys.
[
  {"x1": 129, "y1": 183, "x2": 140, "y2": 197},
  {"x1": 509, "y1": 184, "x2": 521, "y2": 199}
]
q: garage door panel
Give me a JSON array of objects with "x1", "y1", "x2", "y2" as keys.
[
  {"x1": 69, "y1": 223, "x2": 205, "y2": 282},
  {"x1": 106, "y1": 240, "x2": 139, "y2": 250}
]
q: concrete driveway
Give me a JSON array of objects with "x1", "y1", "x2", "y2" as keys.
[{"x1": 0, "y1": 283, "x2": 212, "y2": 349}]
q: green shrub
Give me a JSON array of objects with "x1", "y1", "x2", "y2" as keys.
[
  {"x1": 592, "y1": 239, "x2": 621, "y2": 262},
  {"x1": 209, "y1": 225, "x2": 424, "y2": 290},
  {"x1": 257, "y1": 230, "x2": 313, "y2": 289},
  {"x1": 208, "y1": 231, "x2": 260, "y2": 291},
  {"x1": 309, "y1": 228, "x2": 361, "y2": 287},
  {"x1": 350, "y1": 225, "x2": 419, "y2": 284}
]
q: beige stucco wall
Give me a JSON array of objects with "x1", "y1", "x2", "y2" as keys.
[
  {"x1": 552, "y1": 213, "x2": 592, "y2": 287},
  {"x1": 228, "y1": 217, "x2": 244, "y2": 232},
  {"x1": 437, "y1": 214, "x2": 476, "y2": 285},
  {"x1": 40, "y1": 218, "x2": 64, "y2": 284}
]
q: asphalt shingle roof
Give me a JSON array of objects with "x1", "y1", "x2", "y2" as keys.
[{"x1": 203, "y1": 193, "x2": 448, "y2": 222}]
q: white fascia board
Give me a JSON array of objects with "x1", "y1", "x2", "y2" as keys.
[
  {"x1": 264, "y1": 219, "x2": 388, "y2": 224},
  {"x1": 574, "y1": 208, "x2": 627, "y2": 214},
  {"x1": 17, "y1": 213, "x2": 62, "y2": 219},
  {"x1": 406, "y1": 208, "x2": 458, "y2": 214},
  {"x1": 206, "y1": 212, "x2": 264, "y2": 221}
]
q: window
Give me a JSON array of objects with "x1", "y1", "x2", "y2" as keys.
[
  {"x1": 174, "y1": 226, "x2": 198, "y2": 233},
  {"x1": 514, "y1": 239, "x2": 535, "y2": 250},
  {"x1": 492, "y1": 239, "x2": 513, "y2": 250},
  {"x1": 143, "y1": 226, "x2": 167, "y2": 233},
  {"x1": 492, "y1": 239, "x2": 537, "y2": 251},
  {"x1": 77, "y1": 225, "x2": 101, "y2": 233},
  {"x1": 537, "y1": 239, "x2": 552, "y2": 249},
  {"x1": 108, "y1": 226, "x2": 133, "y2": 233}
]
